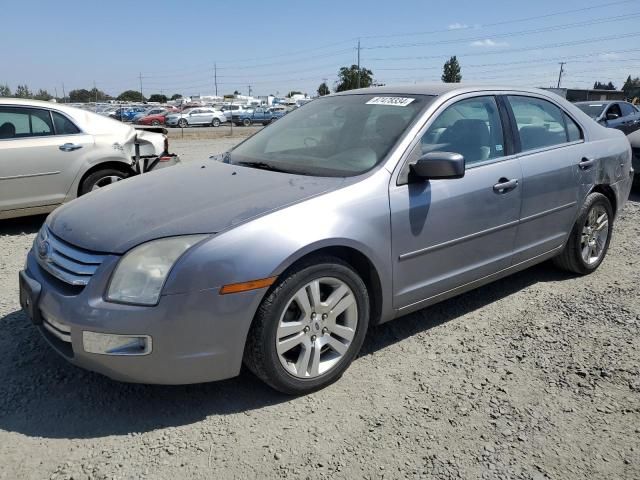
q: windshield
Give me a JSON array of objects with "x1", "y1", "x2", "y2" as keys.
[
  {"x1": 228, "y1": 94, "x2": 433, "y2": 176},
  {"x1": 576, "y1": 103, "x2": 606, "y2": 119}
]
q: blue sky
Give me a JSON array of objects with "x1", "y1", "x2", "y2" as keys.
[{"x1": 1, "y1": 0, "x2": 639, "y2": 98}]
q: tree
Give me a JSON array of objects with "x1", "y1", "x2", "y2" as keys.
[
  {"x1": 317, "y1": 82, "x2": 330, "y2": 96},
  {"x1": 335, "y1": 65, "x2": 374, "y2": 92},
  {"x1": 170, "y1": 93, "x2": 182, "y2": 101},
  {"x1": 14, "y1": 84, "x2": 32, "y2": 98},
  {"x1": 148, "y1": 94, "x2": 168, "y2": 103},
  {"x1": 593, "y1": 81, "x2": 616, "y2": 90},
  {"x1": 69, "y1": 89, "x2": 91, "y2": 102},
  {"x1": 0, "y1": 84, "x2": 11, "y2": 97},
  {"x1": 233, "y1": 90, "x2": 240, "y2": 95},
  {"x1": 117, "y1": 90, "x2": 145, "y2": 102},
  {"x1": 442, "y1": 56, "x2": 462, "y2": 83},
  {"x1": 33, "y1": 89, "x2": 53, "y2": 101},
  {"x1": 287, "y1": 90, "x2": 303, "y2": 98},
  {"x1": 622, "y1": 75, "x2": 640, "y2": 99}
]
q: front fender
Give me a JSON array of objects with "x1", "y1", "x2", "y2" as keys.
[{"x1": 163, "y1": 169, "x2": 394, "y2": 320}]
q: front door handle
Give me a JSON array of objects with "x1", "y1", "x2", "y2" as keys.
[
  {"x1": 579, "y1": 157, "x2": 595, "y2": 170},
  {"x1": 493, "y1": 178, "x2": 518, "y2": 194},
  {"x1": 59, "y1": 143, "x2": 82, "y2": 152}
]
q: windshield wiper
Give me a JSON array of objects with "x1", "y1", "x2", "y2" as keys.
[{"x1": 234, "y1": 161, "x2": 290, "y2": 173}]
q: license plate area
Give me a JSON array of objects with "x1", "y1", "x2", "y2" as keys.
[{"x1": 19, "y1": 271, "x2": 42, "y2": 325}]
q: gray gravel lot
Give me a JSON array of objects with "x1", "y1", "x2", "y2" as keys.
[{"x1": 0, "y1": 139, "x2": 639, "y2": 479}]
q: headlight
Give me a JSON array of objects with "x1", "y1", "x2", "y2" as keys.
[{"x1": 106, "y1": 235, "x2": 208, "y2": 306}]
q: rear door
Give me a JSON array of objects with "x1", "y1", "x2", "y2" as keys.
[
  {"x1": 0, "y1": 106, "x2": 93, "y2": 212},
  {"x1": 390, "y1": 94, "x2": 522, "y2": 309},
  {"x1": 619, "y1": 102, "x2": 640, "y2": 135},
  {"x1": 505, "y1": 95, "x2": 589, "y2": 263}
]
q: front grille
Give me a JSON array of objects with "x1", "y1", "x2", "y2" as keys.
[{"x1": 35, "y1": 227, "x2": 107, "y2": 286}]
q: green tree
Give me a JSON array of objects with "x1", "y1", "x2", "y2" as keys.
[
  {"x1": 335, "y1": 65, "x2": 373, "y2": 92},
  {"x1": 148, "y1": 94, "x2": 168, "y2": 103},
  {"x1": 69, "y1": 89, "x2": 92, "y2": 102},
  {"x1": 287, "y1": 90, "x2": 303, "y2": 98},
  {"x1": 15, "y1": 84, "x2": 32, "y2": 98},
  {"x1": 233, "y1": 90, "x2": 240, "y2": 95},
  {"x1": 317, "y1": 82, "x2": 330, "y2": 96},
  {"x1": 442, "y1": 56, "x2": 462, "y2": 83},
  {"x1": 622, "y1": 75, "x2": 640, "y2": 99},
  {"x1": 33, "y1": 89, "x2": 53, "y2": 101},
  {"x1": 117, "y1": 90, "x2": 145, "y2": 102},
  {"x1": 0, "y1": 84, "x2": 11, "y2": 97},
  {"x1": 593, "y1": 81, "x2": 616, "y2": 90},
  {"x1": 170, "y1": 93, "x2": 182, "y2": 101}
]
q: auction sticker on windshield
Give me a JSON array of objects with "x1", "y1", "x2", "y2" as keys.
[{"x1": 366, "y1": 97, "x2": 415, "y2": 107}]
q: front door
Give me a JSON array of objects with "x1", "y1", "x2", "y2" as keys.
[{"x1": 390, "y1": 95, "x2": 522, "y2": 309}]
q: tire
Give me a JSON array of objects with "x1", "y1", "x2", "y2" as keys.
[
  {"x1": 79, "y1": 168, "x2": 129, "y2": 196},
  {"x1": 151, "y1": 120, "x2": 160, "y2": 126},
  {"x1": 242, "y1": 118, "x2": 252, "y2": 127},
  {"x1": 244, "y1": 256, "x2": 370, "y2": 395},
  {"x1": 211, "y1": 118, "x2": 221, "y2": 127},
  {"x1": 177, "y1": 119, "x2": 188, "y2": 128},
  {"x1": 553, "y1": 192, "x2": 613, "y2": 275}
]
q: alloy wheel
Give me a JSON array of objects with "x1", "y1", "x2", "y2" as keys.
[
  {"x1": 91, "y1": 175, "x2": 124, "y2": 191},
  {"x1": 581, "y1": 204, "x2": 609, "y2": 265},
  {"x1": 276, "y1": 277, "x2": 358, "y2": 378}
]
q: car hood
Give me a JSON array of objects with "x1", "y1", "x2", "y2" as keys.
[{"x1": 48, "y1": 160, "x2": 345, "y2": 254}]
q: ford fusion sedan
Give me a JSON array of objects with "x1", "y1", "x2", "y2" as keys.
[
  {"x1": 0, "y1": 98, "x2": 179, "y2": 220},
  {"x1": 20, "y1": 85, "x2": 633, "y2": 394}
]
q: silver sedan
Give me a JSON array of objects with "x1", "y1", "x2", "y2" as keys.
[{"x1": 20, "y1": 84, "x2": 633, "y2": 394}]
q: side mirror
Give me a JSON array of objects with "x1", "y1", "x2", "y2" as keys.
[
  {"x1": 606, "y1": 112, "x2": 620, "y2": 121},
  {"x1": 410, "y1": 152, "x2": 465, "y2": 180}
]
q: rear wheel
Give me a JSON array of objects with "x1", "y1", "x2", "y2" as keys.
[
  {"x1": 553, "y1": 192, "x2": 613, "y2": 274},
  {"x1": 80, "y1": 168, "x2": 128, "y2": 195},
  {"x1": 151, "y1": 120, "x2": 160, "y2": 126},
  {"x1": 244, "y1": 257, "x2": 369, "y2": 395}
]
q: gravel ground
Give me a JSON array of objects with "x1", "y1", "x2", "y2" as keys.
[
  {"x1": 167, "y1": 126, "x2": 261, "y2": 163},
  {"x1": 0, "y1": 143, "x2": 638, "y2": 479}
]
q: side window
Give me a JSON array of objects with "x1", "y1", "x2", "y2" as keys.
[
  {"x1": 508, "y1": 96, "x2": 569, "y2": 151},
  {"x1": 607, "y1": 103, "x2": 622, "y2": 118},
  {"x1": 563, "y1": 113, "x2": 583, "y2": 142},
  {"x1": 420, "y1": 96, "x2": 504, "y2": 166},
  {"x1": 0, "y1": 107, "x2": 53, "y2": 139},
  {"x1": 620, "y1": 103, "x2": 635, "y2": 117},
  {"x1": 52, "y1": 111, "x2": 80, "y2": 135}
]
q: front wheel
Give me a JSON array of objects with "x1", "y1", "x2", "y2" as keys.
[
  {"x1": 177, "y1": 119, "x2": 188, "y2": 128},
  {"x1": 79, "y1": 168, "x2": 128, "y2": 195},
  {"x1": 553, "y1": 192, "x2": 613, "y2": 274},
  {"x1": 244, "y1": 257, "x2": 370, "y2": 395},
  {"x1": 211, "y1": 118, "x2": 221, "y2": 127},
  {"x1": 242, "y1": 118, "x2": 252, "y2": 127}
]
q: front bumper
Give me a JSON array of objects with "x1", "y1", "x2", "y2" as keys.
[{"x1": 20, "y1": 249, "x2": 264, "y2": 384}]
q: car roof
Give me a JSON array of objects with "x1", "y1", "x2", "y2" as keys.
[
  {"x1": 330, "y1": 83, "x2": 556, "y2": 97},
  {"x1": 574, "y1": 100, "x2": 616, "y2": 105}
]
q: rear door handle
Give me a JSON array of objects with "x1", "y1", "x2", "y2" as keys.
[
  {"x1": 493, "y1": 178, "x2": 518, "y2": 193},
  {"x1": 579, "y1": 157, "x2": 595, "y2": 170},
  {"x1": 59, "y1": 143, "x2": 82, "y2": 152}
]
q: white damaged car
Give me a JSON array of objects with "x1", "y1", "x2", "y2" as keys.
[{"x1": 0, "y1": 98, "x2": 180, "y2": 220}]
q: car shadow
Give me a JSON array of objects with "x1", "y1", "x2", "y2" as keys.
[
  {"x1": 0, "y1": 260, "x2": 571, "y2": 440},
  {"x1": 0, "y1": 214, "x2": 47, "y2": 235}
]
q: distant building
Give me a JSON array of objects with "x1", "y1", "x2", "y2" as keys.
[{"x1": 544, "y1": 88, "x2": 626, "y2": 102}]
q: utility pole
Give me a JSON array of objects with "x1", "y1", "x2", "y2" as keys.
[
  {"x1": 93, "y1": 80, "x2": 98, "y2": 111},
  {"x1": 248, "y1": 85, "x2": 252, "y2": 97},
  {"x1": 139, "y1": 72, "x2": 144, "y2": 103},
  {"x1": 356, "y1": 38, "x2": 361, "y2": 89},
  {"x1": 214, "y1": 63, "x2": 218, "y2": 97},
  {"x1": 557, "y1": 62, "x2": 566, "y2": 89},
  {"x1": 62, "y1": 83, "x2": 66, "y2": 103}
]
